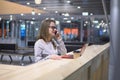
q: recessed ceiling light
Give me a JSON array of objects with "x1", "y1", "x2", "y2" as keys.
[
  {"x1": 90, "y1": 13, "x2": 93, "y2": 15},
  {"x1": 26, "y1": 2, "x2": 30, "y2": 5},
  {"x1": 21, "y1": 13, "x2": 24, "y2": 16},
  {"x1": 63, "y1": 18, "x2": 68, "y2": 20},
  {"x1": 56, "y1": 21, "x2": 60, "y2": 25},
  {"x1": 10, "y1": 15, "x2": 13, "y2": 20},
  {"x1": 82, "y1": 12, "x2": 89, "y2": 16},
  {"x1": 43, "y1": 7, "x2": 46, "y2": 10},
  {"x1": 38, "y1": 13, "x2": 41, "y2": 15},
  {"x1": 35, "y1": 0, "x2": 42, "y2": 4},
  {"x1": 71, "y1": 17, "x2": 74, "y2": 20},
  {"x1": 103, "y1": 29, "x2": 107, "y2": 32},
  {"x1": 55, "y1": 11, "x2": 58, "y2": 13},
  {"x1": 96, "y1": 25, "x2": 100, "y2": 28},
  {"x1": 62, "y1": 13, "x2": 65, "y2": 16},
  {"x1": 32, "y1": 10, "x2": 35, "y2": 15},
  {"x1": 64, "y1": 13, "x2": 69, "y2": 16},
  {"x1": 67, "y1": 0, "x2": 71, "y2": 3},
  {"x1": 32, "y1": 18, "x2": 35, "y2": 20},
  {"x1": 77, "y1": 6, "x2": 81, "y2": 9},
  {"x1": 66, "y1": 20, "x2": 71, "y2": 23},
  {"x1": 31, "y1": 21, "x2": 34, "y2": 24},
  {"x1": 93, "y1": 20, "x2": 99, "y2": 23},
  {"x1": 85, "y1": 21, "x2": 88, "y2": 24},
  {"x1": 84, "y1": 23, "x2": 86, "y2": 26},
  {"x1": 35, "y1": 28, "x2": 39, "y2": 31}
]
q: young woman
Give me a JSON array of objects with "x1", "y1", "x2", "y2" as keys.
[{"x1": 34, "y1": 19, "x2": 67, "y2": 62}]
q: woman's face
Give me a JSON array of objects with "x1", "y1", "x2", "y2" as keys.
[{"x1": 49, "y1": 22, "x2": 57, "y2": 37}]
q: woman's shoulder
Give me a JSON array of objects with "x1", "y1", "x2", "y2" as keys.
[{"x1": 35, "y1": 39, "x2": 46, "y2": 45}]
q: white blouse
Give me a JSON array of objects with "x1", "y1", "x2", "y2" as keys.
[{"x1": 34, "y1": 39, "x2": 67, "y2": 62}]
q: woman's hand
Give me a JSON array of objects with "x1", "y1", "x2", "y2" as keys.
[
  {"x1": 49, "y1": 54, "x2": 62, "y2": 60},
  {"x1": 54, "y1": 30, "x2": 62, "y2": 40}
]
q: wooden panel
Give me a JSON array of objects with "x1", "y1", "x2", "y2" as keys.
[
  {"x1": 64, "y1": 44, "x2": 109, "y2": 80},
  {"x1": 101, "y1": 48, "x2": 109, "y2": 80},
  {"x1": 0, "y1": 0, "x2": 45, "y2": 15},
  {"x1": 90, "y1": 55, "x2": 102, "y2": 80}
]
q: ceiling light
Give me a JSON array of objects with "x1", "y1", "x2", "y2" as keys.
[
  {"x1": 10, "y1": 15, "x2": 13, "y2": 20},
  {"x1": 67, "y1": 0, "x2": 71, "y2": 3},
  {"x1": 26, "y1": 2, "x2": 30, "y2": 5},
  {"x1": 62, "y1": 13, "x2": 65, "y2": 16},
  {"x1": 31, "y1": 21, "x2": 34, "y2": 24},
  {"x1": 71, "y1": 17, "x2": 74, "y2": 19},
  {"x1": 64, "y1": 13, "x2": 69, "y2": 16},
  {"x1": 55, "y1": 11, "x2": 58, "y2": 13},
  {"x1": 103, "y1": 29, "x2": 107, "y2": 32},
  {"x1": 85, "y1": 21, "x2": 88, "y2": 24},
  {"x1": 38, "y1": 13, "x2": 41, "y2": 15},
  {"x1": 82, "y1": 12, "x2": 88, "y2": 16},
  {"x1": 63, "y1": 18, "x2": 68, "y2": 20},
  {"x1": 96, "y1": 25, "x2": 100, "y2": 28},
  {"x1": 56, "y1": 21, "x2": 60, "y2": 25},
  {"x1": 32, "y1": 18, "x2": 35, "y2": 20},
  {"x1": 43, "y1": 7, "x2": 46, "y2": 10},
  {"x1": 77, "y1": 6, "x2": 81, "y2": 9},
  {"x1": 84, "y1": 24, "x2": 86, "y2": 26},
  {"x1": 21, "y1": 13, "x2": 24, "y2": 16},
  {"x1": 10, "y1": 15, "x2": 12, "y2": 18},
  {"x1": 36, "y1": 28, "x2": 39, "y2": 31},
  {"x1": 93, "y1": 20, "x2": 99, "y2": 23},
  {"x1": 35, "y1": 0, "x2": 42, "y2": 4},
  {"x1": 66, "y1": 20, "x2": 71, "y2": 23},
  {"x1": 90, "y1": 13, "x2": 93, "y2": 15},
  {"x1": 32, "y1": 10, "x2": 35, "y2": 15}
]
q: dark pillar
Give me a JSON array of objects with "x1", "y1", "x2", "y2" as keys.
[
  {"x1": 80, "y1": 18, "x2": 83, "y2": 42},
  {"x1": 109, "y1": 0, "x2": 120, "y2": 80},
  {"x1": 2, "y1": 20, "x2": 4, "y2": 39}
]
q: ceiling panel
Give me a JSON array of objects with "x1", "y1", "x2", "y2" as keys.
[
  {"x1": 7, "y1": 0, "x2": 110, "y2": 15},
  {"x1": 0, "y1": 0, "x2": 45, "y2": 15},
  {"x1": 0, "y1": 0, "x2": 110, "y2": 20}
]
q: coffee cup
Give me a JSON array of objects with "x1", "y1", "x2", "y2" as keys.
[{"x1": 73, "y1": 50, "x2": 81, "y2": 59}]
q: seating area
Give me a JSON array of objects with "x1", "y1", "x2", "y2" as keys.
[
  {"x1": 0, "y1": 41, "x2": 92, "y2": 66},
  {"x1": 0, "y1": 43, "x2": 34, "y2": 66}
]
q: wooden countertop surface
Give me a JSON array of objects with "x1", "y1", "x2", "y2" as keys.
[{"x1": 0, "y1": 43, "x2": 109, "y2": 80}]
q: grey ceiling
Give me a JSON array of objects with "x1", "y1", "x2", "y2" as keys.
[{"x1": 3, "y1": 0, "x2": 110, "y2": 21}]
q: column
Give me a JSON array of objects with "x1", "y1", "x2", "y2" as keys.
[
  {"x1": 80, "y1": 18, "x2": 83, "y2": 42},
  {"x1": 1, "y1": 20, "x2": 4, "y2": 39},
  {"x1": 109, "y1": 0, "x2": 120, "y2": 80}
]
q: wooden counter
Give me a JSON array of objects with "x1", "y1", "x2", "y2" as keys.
[{"x1": 0, "y1": 43, "x2": 109, "y2": 80}]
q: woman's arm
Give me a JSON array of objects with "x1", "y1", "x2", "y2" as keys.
[
  {"x1": 34, "y1": 41, "x2": 44, "y2": 62},
  {"x1": 54, "y1": 31, "x2": 67, "y2": 55},
  {"x1": 57, "y1": 38, "x2": 67, "y2": 55}
]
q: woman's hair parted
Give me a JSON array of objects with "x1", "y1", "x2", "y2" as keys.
[{"x1": 37, "y1": 19, "x2": 56, "y2": 42}]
